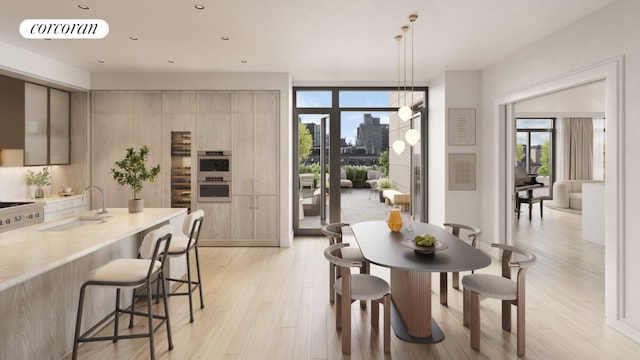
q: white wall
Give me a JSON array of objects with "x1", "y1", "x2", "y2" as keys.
[
  {"x1": 427, "y1": 71, "x2": 481, "y2": 228},
  {"x1": 428, "y1": 74, "x2": 446, "y2": 226},
  {"x1": 0, "y1": 40, "x2": 89, "y2": 90},
  {"x1": 479, "y1": 0, "x2": 640, "y2": 342}
]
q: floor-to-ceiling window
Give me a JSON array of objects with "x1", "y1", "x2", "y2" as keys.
[
  {"x1": 516, "y1": 118, "x2": 555, "y2": 198},
  {"x1": 294, "y1": 87, "x2": 427, "y2": 235}
]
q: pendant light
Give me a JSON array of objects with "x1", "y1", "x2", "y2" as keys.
[
  {"x1": 397, "y1": 25, "x2": 411, "y2": 122},
  {"x1": 404, "y1": 14, "x2": 420, "y2": 146},
  {"x1": 392, "y1": 33, "x2": 406, "y2": 155}
]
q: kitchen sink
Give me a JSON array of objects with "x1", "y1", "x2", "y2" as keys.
[{"x1": 37, "y1": 215, "x2": 108, "y2": 232}]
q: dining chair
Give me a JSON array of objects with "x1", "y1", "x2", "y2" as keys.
[
  {"x1": 439, "y1": 222, "x2": 480, "y2": 305},
  {"x1": 324, "y1": 242, "x2": 390, "y2": 355},
  {"x1": 462, "y1": 243, "x2": 536, "y2": 357},
  {"x1": 321, "y1": 223, "x2": 369, "y2": 307},
  {"x1": 164, "y1": 209, "x2": 205, "y2": 322},
  {"x1": 72, "y1": 225, "x2": 174, "y2": 360}
]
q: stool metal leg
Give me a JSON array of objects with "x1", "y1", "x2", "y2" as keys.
[
  {"x1": 72, "y1": 283, "x2": 88, "y2": 360},
  {"x1": 114, "y1": 288, "x2": 120, "y2": 342},
  {"x1": 160, "y1": 270, "x2": 174, "y2": 350},
  {"x1": 129, "y1": 288, "x2": 136, "y2": 328},
  {"x1": 186, "y1": 253, "x2": 194, "y2": 322},
  {"x1": 146, "y1": 279, "x2": 156, "y2": 360},
  {"x1": 194, "y1": 246, "x2": 205, "y2": 309}
]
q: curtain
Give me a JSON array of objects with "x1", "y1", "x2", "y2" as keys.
[
  {"x1": 561, "y1": 117, "x2": 593, "y2": 180},
  {"x1": 593, "y1": 118, "x2": 606, "y2": 180}
]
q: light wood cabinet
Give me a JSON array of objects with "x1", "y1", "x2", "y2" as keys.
[
  {"x1": 91, "y1": 91, "x2": 163, "y2": 209},
  {"x1": 197, "y1": 92, "x2": 232, "y2": 150},
  {"x1": 228, "y1": 91, "x2": 279, "y2": 244},
  {"x1": 90, "y1": 90, "x2": 279, "y2": 246},
  {"x1": 43, "y1": 195, "x2": 90, "y2": 221}
]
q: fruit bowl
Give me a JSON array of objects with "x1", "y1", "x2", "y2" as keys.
[{"x1": 401, "y1": 239, "x2": 449, "y2": 254}]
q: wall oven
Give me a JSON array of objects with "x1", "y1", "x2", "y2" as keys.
[
  {"x1": 197, "y1": 150, "x2": 231, "y2": 181},
  {"x1": 198, "y1": 150, "x2": 232, "y2": 202},
  {"x1": 198, "y1": 179, "x2": 231, "y2": 202}
]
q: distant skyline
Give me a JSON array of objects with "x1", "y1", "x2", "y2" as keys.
[{"x1": 297, "y1": 90, "x2": 391, "y2": 145}]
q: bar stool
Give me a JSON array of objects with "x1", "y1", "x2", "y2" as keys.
[
  {"x1": 72, "y1": 225, "x2": 174, "y2": 360},
  {"x1": 165, "y1": 209, "x2": 205, "y2": 322}
]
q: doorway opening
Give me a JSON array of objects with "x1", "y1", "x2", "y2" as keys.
[{"x1": 293, "y1": 87, "x2": 427, "y2": 235}]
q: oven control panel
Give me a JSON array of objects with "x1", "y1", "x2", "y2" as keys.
[{"x1": 0, "y1": 205, "x2": 44, "y2": 233}]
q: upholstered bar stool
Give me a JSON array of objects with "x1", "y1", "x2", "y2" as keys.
[
  {"x1": 72, "y1": 225, "x2": 174, "y2": 360},
  {"x1": 321, "y1": 223, "x2": 369, "y2": 308},
  {"x1": 164, "y1": 209, "x2": 205, "y2": 322}
]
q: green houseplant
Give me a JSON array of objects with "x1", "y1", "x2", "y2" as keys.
[
  {"x1": 110, "y1": 145, "x2": 160, "y2": 213},
  {"x1": 25, "y1": 167, "x2": 52, "y2": 198}
]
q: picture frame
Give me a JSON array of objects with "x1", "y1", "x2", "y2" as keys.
[
  {"x1": 448, "y1": 153, "x2": 476, "y2": 191},
  {"x1": 448, "y1": 108, "x2": 476, "y2": 146}
]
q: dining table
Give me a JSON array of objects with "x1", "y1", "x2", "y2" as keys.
[{"x1": 349, "y1": 220, "x2": 491, "y2": 343}]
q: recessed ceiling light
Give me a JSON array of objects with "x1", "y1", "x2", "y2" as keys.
[
  {"x1": 77, "y1": 4, "x2": 90, "y2": 10},
  {"x1": 129, "y1": 36, "x2": 138, "y2": 41},
  {"x1": 221, "y1": 36, "x2": 230, "y2": 41},
  {"x1": 241, "y1": 60, "x2": 248, "y2": 64},
  {"x1": 194, "y1": 5, "x2": 205, "y2": 10},
  {"x1": 168, "y1": 60, "x2": 175, "y2": 64},
  {"x1": 97, "y1": 60, "x2": 104, "y2": 63}
]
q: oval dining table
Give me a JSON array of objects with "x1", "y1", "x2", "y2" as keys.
[{"x1": 349, "y1": 220, "x2": 491, "y2": 343}]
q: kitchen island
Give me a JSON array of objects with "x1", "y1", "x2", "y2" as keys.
[{"x1": 0, "y1": 207, "x2": 187, "y2": 360}]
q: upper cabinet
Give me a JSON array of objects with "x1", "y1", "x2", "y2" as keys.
[
  {"x1": 0, "y1": 75, "x2": 70, "y2": 166},
  {"x1": 49, "y1": 88, "x2": 70, "y2": 165},
  {"x1": 24, "y1": 83, "x2": 48, "y2": 165}
]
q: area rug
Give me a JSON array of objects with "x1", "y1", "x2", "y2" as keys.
[{"x1": 544, "y1": 202, "x2": 582, "y2": 215}]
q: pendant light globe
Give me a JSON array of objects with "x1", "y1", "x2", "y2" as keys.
[
  {"x1": 398, "y1": 105, "x2": 412, "y2": 121},
  {"x1": 392, "y1": 139, "x2": 406, "y2": 155},
  {"x1": 405, "y1": 128, "x2": 420, "y2": 146}
]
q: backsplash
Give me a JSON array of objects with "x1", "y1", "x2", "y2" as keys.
[{"x1": 0, "y1": 166, "x2": 69, "y2": 200}]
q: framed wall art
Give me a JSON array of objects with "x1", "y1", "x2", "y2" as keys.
[
  {"x1": 448, "y1": 153, "x2": 476, "y2": 191},
  {"x1": 448, "y1": 108, "x2": 476, "y2": 146}
]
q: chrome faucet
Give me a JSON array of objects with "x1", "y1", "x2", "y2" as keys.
[{"x1": 82, "y1": 186, "x2": 108, "y2": 216}]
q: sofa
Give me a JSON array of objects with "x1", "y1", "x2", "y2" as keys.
[{"x1": 552, "y1": 180, "x2": 603, "y2": 210}]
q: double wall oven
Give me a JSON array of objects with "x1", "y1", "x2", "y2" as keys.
[{"x1": 197, "y1": 150, "x2": 231, "y2": 202}]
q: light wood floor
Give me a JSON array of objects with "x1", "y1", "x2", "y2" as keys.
[{"x1": 67, "y1": 207, "x2": 640, "y2": 359}]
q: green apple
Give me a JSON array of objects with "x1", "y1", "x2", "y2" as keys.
[{"x1": 414, "y1": 234, "x2": 436, "y2": 246}]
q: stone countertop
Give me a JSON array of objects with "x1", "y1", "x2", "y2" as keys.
[
  {"x1": 0, "y1": 207, "x2": 187, "y2": 292},
  {"x1": 1, "y1": 193, "x2": 84, "y2": 205}
]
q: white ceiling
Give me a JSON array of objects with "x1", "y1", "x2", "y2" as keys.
[{"x1": 0, "y1": 0, "x2": 615, "y2": 83}]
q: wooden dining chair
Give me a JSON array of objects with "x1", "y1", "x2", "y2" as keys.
[
  {"x1": 321, "y1": 223, "x2": 369, "y2": 307},
  {"x1": 462, "y1": 243, "x2": 536, "y2": 357},
  {"x1": 439, "y1": 222, "x2": 480, "y2": 305},
  {"x1": 324, "y1": 242, "x2": 390, "y2": 355}
]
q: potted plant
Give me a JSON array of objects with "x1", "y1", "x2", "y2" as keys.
[
  {"x1": 376, "y1": 177, "x2": 392, "y2": 202},
  {"x1": 25, "y1": 167, "x2": 52, "y2": 198},
  {"x1": 110, "y1": 145, "x2": 160, "y2": 213}
]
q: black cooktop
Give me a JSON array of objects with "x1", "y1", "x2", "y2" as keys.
[{"x1": 0, "y1": 202, "x2": 35, "y2": 209}]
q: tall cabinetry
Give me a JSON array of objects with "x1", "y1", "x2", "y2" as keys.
[
  {"x1": 90, "y1": 90, "x2": 279, "y2": 246},
  {"x1": 230, "y1": 92, "x2": 279, "y2": 244}
]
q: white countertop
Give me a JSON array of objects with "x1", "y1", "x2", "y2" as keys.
[{"x1": 0, "y1": 207, "x2": 187, "y2": 292}]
